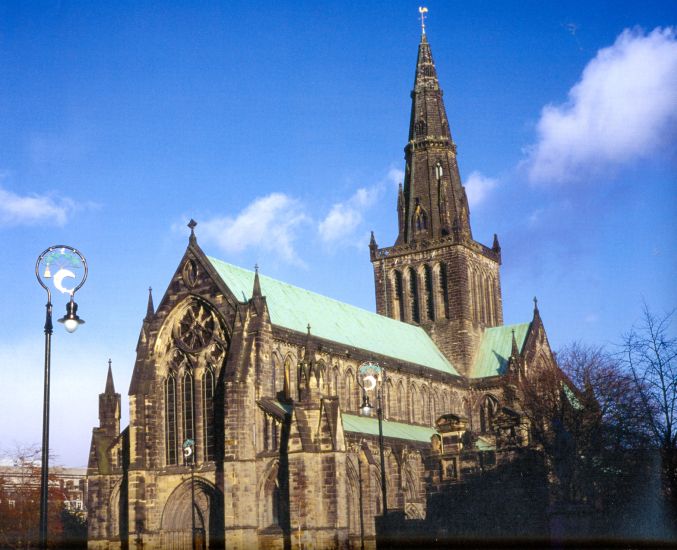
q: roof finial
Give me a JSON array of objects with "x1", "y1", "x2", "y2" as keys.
[
  {"x1": 533, "y1": 296, "x2": 540, "y2": 315},
  {"x1": 418, "y1": 6, "x2": 428, "y2": 35},
  {"x1": 188, "y1": 219, "x2": 197, "y2": 244}
]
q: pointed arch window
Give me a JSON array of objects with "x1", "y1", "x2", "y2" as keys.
[
  {"x1": 480, "y1": 395, "x2": 499, "y2": 434},
  {"x1": 435, "y1": 162, "x2": 443, "y2": 181},
  {"x1": 424, "y1": 265, "x2": 434, "y2": 321},
  {"x1": 202, "y1": 366, "x2": 215, "y2": 461},
  {"x1": 394, "y1": 271, "x2": 405, "y2": 321},
  {"x1": 415, "y1": 119, "x2": 427, "y2": 137},
  {"x1": 438, "y1": 262, "x2": 450, "y2": 319},
  {"x1": 408, "y1": 268, "x2": 420, "y2": 323},
  {"x1": 183, "y1": 371, "x2": 195, "y2": 463},
  {"x1": 346, "y1": 371, "x2": 356, "y2": 411},
  {"x1": 165, "y1": 373, "x2": 177, "y2": 465},
  {"x1": 413, "y1": 204, "x2": 428, "y2": 232}
]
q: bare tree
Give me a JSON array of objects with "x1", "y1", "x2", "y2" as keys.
[
  {"x1": 0, "y1": 445, "x2": 68, "y2": 549},
  {"x1": 623, "y1": 305, "x2": 677, "y2": 511}
]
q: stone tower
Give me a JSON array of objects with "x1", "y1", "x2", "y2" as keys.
[{"x1": 370, "y1": 29, "x2": 503, "y2": 376}]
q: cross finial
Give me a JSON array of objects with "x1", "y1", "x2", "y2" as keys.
[
  {"x1": 533, "y1": 296, "x2": 539, "y2": 313},
  {"x1": 418, "y1": 6, "x2": 429, "y2": 35},
  {"x1": 108, "y1": 358, "x2": 112, "y2": 369},
  {"x1": 187, "y1": 219, "x2": 197, "y2": 244},
  {"x1": 255, "y1": 263, "x2": 259, "y2": 274}
]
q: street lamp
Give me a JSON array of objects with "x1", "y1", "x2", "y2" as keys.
[
  {"x1": 357, "y1": 362, "x2": 388, "y2": 516},
  {"x1": 183, "y1": 439, "x2": 197, "y2": 550},
  {"x1": 35, "y1": 245, "x2": 87, "y2": 549}
]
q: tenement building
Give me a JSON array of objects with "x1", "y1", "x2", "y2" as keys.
[{"x1": 87, "y1": 23, "x2": 559, "y2": 550}]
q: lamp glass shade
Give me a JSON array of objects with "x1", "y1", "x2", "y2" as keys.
[
  {"x1": 360, "y1": 404, "x2": 373, "y2": 417},
  {"x1": 58, "y1": 299, "x2": 84, "y2": 333},
  {"x1": 63, "y1": 318, "x2": 81, "y2": 333}
]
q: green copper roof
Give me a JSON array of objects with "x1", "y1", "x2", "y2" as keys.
[
  {"x1": 208, "y1": 257, "x2": 457, "y2": 375},
  {"x1": 342, "y1": 413, "x2": 437, "y2": 443},
  {"x1": 470, "y1": 323, "x2": 531, "y2": 379}
]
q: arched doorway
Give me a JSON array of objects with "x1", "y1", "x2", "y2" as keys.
[{"x1": 160, "y1": 477, "x2": 222, "y2": 549}]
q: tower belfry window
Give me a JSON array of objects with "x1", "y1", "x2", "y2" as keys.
[
  {"x1": 408, "y1": 268, "x2": 420, "y2": 323},
  {"x1": 435, "y1": 162, "x2": 443, "y2": 181},
  {"x1": 415, "y1": 119, "x2": 427, "y2": 137},
  {"x1": 413, "y1": 202, "x2": 428, "y2": 233},
  {"x1": 394, "y1": 270, "x2": 405, "y2": 321},
  {"x1": 424, "y1": 265, "x2": 435, "y2": 321}
]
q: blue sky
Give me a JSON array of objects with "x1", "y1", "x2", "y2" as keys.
[{"x1": 0, "y1": 1, "x2": 675, "y2": 466}]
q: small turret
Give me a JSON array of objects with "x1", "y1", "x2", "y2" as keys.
[
  {"x1": 145, "y1": 287, "x2": 155, "y2": 321},
  {"x1": 252, "y1": 264, "x2": 262, "y2": 298},
  {"x1": 99, "y1": 359, "x2": 121, "y2": 437},
  {"x1": 369, "y1": 232, "x2": 378, "y2": 260},
  {"x1": 492, "y1": 233, "x2": 501, "y2": 254}
]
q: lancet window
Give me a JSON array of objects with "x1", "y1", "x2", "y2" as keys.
[
  {"x1": 182, "y1": 371, "x2": 195, "y2": 463},
  {"x1": 479, "y1": 395, "x2": 499, "y2": 434},
  {"x1": 424, "y1": 264, "x2": 434, "y2": 321},
  {"x1": 438, "y1": 262, "x2": 449, "y2": 319},
  {"x1": 408, "y1": 268, "x2": 420, "y2": 323},
  {"x1": 394, "y1": 270, "x2": 405, "y2": 321},
  {"x1": 202, "y1": 366, "x2": 215, "y2": 461},
  {"x1": 165, "y1": 373, "x2": 177, "y2": 465}
]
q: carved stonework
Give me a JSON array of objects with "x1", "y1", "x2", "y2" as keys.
[
  {"x1": 181, "y1": 259, "x2": 199, "y2": 288},
  {"x1": 173, "y1": 300, "x2": 216, "y2": 353}
]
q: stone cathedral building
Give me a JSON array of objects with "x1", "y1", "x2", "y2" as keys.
[{"x1": 87, "y1": 25, "x2": 558, "y2": 550}]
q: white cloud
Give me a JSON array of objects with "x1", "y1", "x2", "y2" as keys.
[
  {"x1": 0, "y1": 186, "x2": 76, "y2": 226},
  {"x1": 386, "y1": 167, "x2": 404, "y2": 187},
  {"x1": 464, "y1": 171, "x2": 498, "y2": 207},
  {"x1": 526, "y1": 27, "x2": 677, "y2": 183},
  {"x1": 318, "y1": 185, "x2": 381, "y2": 244},
  {"x1": 198, "y1": 193, "x2": 309, "y2": 265}
]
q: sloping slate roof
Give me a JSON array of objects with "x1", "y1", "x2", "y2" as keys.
[
  {"x1": 342, "y1": 413, "x2": 437, "y2": 443},
  {"x1": 470, "y1": 322, "x2": 531, "y2": 379},
  {"x1": 208, "y1": 257, "x2": 457, "y2": 375}
]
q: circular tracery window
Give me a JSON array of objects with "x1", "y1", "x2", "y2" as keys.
[{"x1": 173, "y1": 300, "x2": 216, "y2": 353}]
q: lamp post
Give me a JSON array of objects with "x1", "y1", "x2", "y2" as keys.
[
  {"x1": 357, "y1": 362, "x2": 387, "y2": 516},
  {"x1": 35, "y1": 245, "x2": 87, "y2": 549},
  {"x1": 357, "y1": 441, "x2": 365, "y2": 550},
  {"x1": 183, "y1": 439, "x2": 196, "y2": 550}
]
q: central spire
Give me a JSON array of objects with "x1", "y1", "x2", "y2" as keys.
[{"x1": 396, "y1": 24, "x2": 472, "y2": 245}]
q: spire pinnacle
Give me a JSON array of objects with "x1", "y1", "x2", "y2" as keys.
[
  {"x1": 252, "y1": 264, "x2": 262, "y2": 298},
  {"x1": 105, "y1": 359, "x2": 115, "y2": 394},
  {"x1": 511, "y1": 329, "x2": 520, "y2": 358},
  {"x1": 418, "y1": 6, "x2": 428, "y2": 36},
  {"x1": 145, "y1": 287, "x2": 155, "y2": 320}
]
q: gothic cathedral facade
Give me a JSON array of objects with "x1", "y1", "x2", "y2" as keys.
[{"x1": 87, "y1": 28, "x2": 558, "y2": 550}]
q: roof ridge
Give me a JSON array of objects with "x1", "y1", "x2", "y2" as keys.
[
  {"x1": 208, "y1": 255, "x2": 444, "y2": 334},
  {"x1": 207, "y1": 256, "x2": 458, "y2": 375}
]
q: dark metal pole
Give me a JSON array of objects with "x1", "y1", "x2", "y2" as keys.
[
  {"x1": 39, "y1": 300, "x2": 53, "y2": 549},
  {"x1": 358, "y1": 450, "x2": 365, "y2": 550},
  {"x1": 191, "y1": 461, "x2": 197, "y2": 550},
  {"x1": 377, "y1": 388, "x2": 387, "y2": 516}
]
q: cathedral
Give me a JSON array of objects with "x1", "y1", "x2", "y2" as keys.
[{"x1": 87, "y1": 22, "x2": 558, "y2": 550}]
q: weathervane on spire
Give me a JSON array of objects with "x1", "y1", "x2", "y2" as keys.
[{"x1": 419, "y1": 6, "x2": 429, "y2": 34}]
